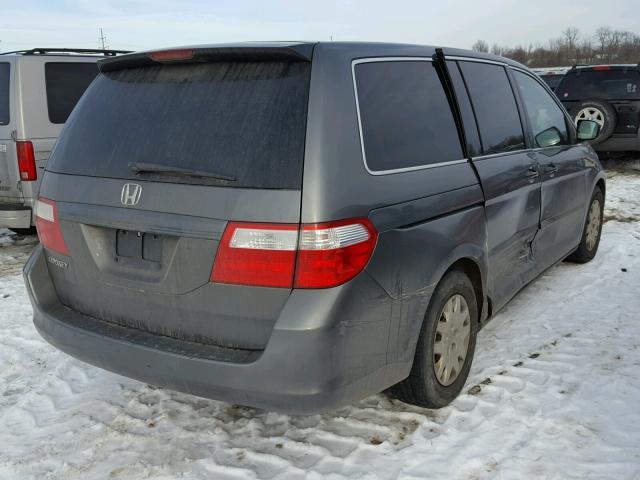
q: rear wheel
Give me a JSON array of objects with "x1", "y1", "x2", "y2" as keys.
[
  {"x1": 566, "y1": 188, "x2": 604, "y2": 263},
  {"x1": 391, "y1": 269, "x2": 478, "y2": 408}
]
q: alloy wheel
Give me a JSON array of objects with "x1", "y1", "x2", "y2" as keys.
[{"x1": 575, "y1": 107, "x2": 605, "y2": 128}]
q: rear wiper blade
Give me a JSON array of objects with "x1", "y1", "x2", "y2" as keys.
[{"x1": 128, "y1": 162, "x2": 236, "y2": 182}]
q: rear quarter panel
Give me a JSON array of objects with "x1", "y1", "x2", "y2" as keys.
[{"x1": 302, "y1": 44, "x2": 489, "y2": 366}]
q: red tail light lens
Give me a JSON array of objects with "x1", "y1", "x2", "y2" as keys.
[
  {"x1": 211, "y1": 223, "x2": 298, "y2": 288},
  {"x1": 592, "y1": 66, "x2": 611, "y2": 71},
  {"x1": 35, "y1": 197, "x2": 69, "y2": 256},
  {"x1": 17, "y1": 141, "x2": 37, "y2": 181},
  {"x1": 294, "y1": 219, "x2": 378, "y2": 288},
  {"x1": 211, "y1": 218, "x2": 378, "y2": 289}
]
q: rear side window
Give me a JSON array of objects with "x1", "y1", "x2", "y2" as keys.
[
  {"x1": 48, "y1": 62, "x2": 310, "y2": 189},
  {"x1": 513, "y1": 71, "x2": 570, "y2": 148},
  {"x1": 354, "y1": 60, "x2": 463, "y2": 172},
  {"x1": 0, "y1": 63, "x2": 9, "y2": 125},
  {"x1": 45, "y1": 62, "x2": 99, "y2": 124},
  {"x1": 556, "y1": 69, "x2": 640, "y2": 100},
  {"x1": 459, "y1": 62, "x2": 525, "y2": 155}
]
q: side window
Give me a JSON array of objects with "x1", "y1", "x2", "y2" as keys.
[
  {"x1": 45, "y1": 62, "x2": 99, "y2": 124},
  {"x1": 446, "y1": 60, "x2": 482, "y2": 157},
  {"x1": 459, "y1": 62, "x2": 525, "y2": 155},
  {"x1": 354, "y1": 60, "x2": 463, "y2": 172},
  {"x1": 0, "y1": 63, "x2": 9, "y2": 125},
  {"x1": 513, "y1": 70, "x2": 569, "y2": 148}
]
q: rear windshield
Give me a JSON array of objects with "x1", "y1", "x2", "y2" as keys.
[
  {"x1": 0, "y1": 63, "x2": 9, "y2": 125},
  {"x1": 556, "y1": 68, "x2": 640, "y2": 100},
  {"x1": 47, "y1": 61, "x2": 311, "y2": 189},
  {"x1": 45, "y1": 62, "x2": 99, "y2": 124},
  {"x1": 540, "y1": 74, "x2": 564, "y2": 90}
]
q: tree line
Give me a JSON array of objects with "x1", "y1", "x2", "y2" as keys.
[{"x1": 471, "y1": 27, "x2": 640, "y2": 67}]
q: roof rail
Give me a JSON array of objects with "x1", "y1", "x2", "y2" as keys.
[{"x1": 0, "y1": 48, "x2": 132, "y2": 57}]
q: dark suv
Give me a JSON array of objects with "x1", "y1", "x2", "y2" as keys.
[
  {"x1": 555, "y1": 64, "x2": 640, "y2": 151},
  {"x1": 24, "y1": 42, "x2": 605, "y2": 413}
]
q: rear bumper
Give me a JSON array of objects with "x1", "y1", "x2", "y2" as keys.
[
  {"x1": 0, "y1": 204, "x2": 31, "y2": 229},
  {"x1": 24, "y1": 245, "x2": 405, "y2": 414},
  {"x1": 594, "y1": 134, "x2": 640, "y2": 152}
]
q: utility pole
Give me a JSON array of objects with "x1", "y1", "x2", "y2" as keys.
[{"x1": 99, "y1": 28, "x2": 108, "y2": 50}]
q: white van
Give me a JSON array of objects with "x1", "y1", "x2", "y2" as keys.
[{"x1": 0, "y1": 48, "x2": 129, "y2": 233}]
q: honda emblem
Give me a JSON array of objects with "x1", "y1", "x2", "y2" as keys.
[{"x1": 121, "y1": 183, "x2": 142, "y2": 206}]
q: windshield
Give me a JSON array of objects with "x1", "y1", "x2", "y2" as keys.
[
  {"x1": 556, "y1": 68, "x2": 640, "y2": 100},
  {"x1": 47, "y1": 61, "x2": 311, "y2": 189}
]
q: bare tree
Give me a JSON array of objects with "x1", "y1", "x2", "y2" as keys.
[
  {"x1": 475, "y1": 26, "x2": 640, "y2": 67},
  {"x1": 472, "y1": 40, "x2": 489, "y2": 53},
  {"x1": 563, "y1": 27, "x2": 580, "y2": 63}
]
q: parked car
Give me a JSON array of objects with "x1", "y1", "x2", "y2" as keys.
[
  {"x1": 0, "y1": 48, "x2": 129, "y2": 234},
  {"x1": 24, "y1": 42, "x2": 605, "y2": 414},
  {"x1": 555, "y1": 64, "x2": 640, "y2": 151},
  {"x1": 531, "y1": 67, "x2": 570, "y2": 91}
]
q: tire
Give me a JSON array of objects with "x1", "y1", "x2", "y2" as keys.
[
  {"x1": 391, "y1": 269, "x2": 478, "y2": 408},
  {"x1": 9, "y1": 227, "x2": 37, "y2": 236},
  {"x1": 566, "y1": 188, "x2": 604, "y2": 263},
  {"x1": 569, "y1": 99, "x2": 617, "y2": 145}
]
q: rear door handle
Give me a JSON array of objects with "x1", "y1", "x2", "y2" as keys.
[
  {"x1": 543, "y1": 163, "x2": 558, "y2": 175},
  {"x1": 526, "y1": 165, "x2": 539, "y2": 178}
]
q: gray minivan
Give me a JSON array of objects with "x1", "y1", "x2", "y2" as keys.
[
  {"x1": 24, "y1": 42, "x2": 605, "y2": 413},
  {"x1": 0, "y1": 48, "x2": 128, "y2": 233}
]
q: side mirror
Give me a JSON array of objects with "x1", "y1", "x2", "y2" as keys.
[
  {"x1": 577, "y1": 120, "x2": 600, "y2": 141},
  {"x1": 535, "y1": 126, "x2": 562, "y2": 148}
]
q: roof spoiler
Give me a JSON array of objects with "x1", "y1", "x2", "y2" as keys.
[
  {"x1": 0, "y1": 48, "x2": 131, "y2": 57},
  {"x1": 99, "y1": 44, "x2": 316, "y2": 72}
]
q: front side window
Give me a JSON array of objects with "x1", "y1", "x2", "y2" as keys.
[
  {"x1": 0, "y1": 63, "x2": 9, "y2": 125},
  {"x1": 459, "y1": 62, "x2": 525, "y2": 156},
  {"x1": 45, "y1": 62, "x2": 99, "y2": 124},
  {"x1": 354, "y1": 60, "x2": 463, "y2": 172},
  {"x1": 514, "y1": 70, "x2": 570, "y2": 148}
]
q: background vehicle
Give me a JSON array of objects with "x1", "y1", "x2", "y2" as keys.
[
  {"x1": 532, "y1": 66, "x2": 570, "y2": 91},
  {"x1": 555, "y1": 64, "x2": 640, "y2": 151},
  {"x1": 24, "y1": 42, "x2": 605, "y2": 414},
  {"x1": 0, "y1": 48, "x2": 129, "y2": 234}
]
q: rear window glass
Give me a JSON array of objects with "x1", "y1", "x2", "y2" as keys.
[
  {"x1": 354, "y1": 60, "x2": 463, "y2": 172},
  {"x1": 556, "y1": 69, "x2": 640, "y2": 100},
  {"x1": 0, "y1": 63, "x2": 9, "y2": 125},
  {"x1": 540, "y1": 74, "x2": 564, "y2": 90},
  {"x1": 47, "y1": 62, "x2": 311, "y2": 189},
  {"x1": 459, "y1": 62, "x2": 525, "y2": 155},
  {"x1": 45, "y1": 62, "x2": 99, "y2": 124}
]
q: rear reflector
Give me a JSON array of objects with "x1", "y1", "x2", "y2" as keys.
[
  {"x1": 592, "y1": 66, "x2": 611, "y2": 71},
  {"x1": 16, "y1": 141, "x2": 37, "y2": 181},
  {"x1": 35, "y1": 197, "x2": 69, "y2": 256},
  {"x1": 211, "y1": 219, "x2": 378, "y2": 289},
  {"x1": 148, "y1": 49, "x2": 195, "y2": 62}
]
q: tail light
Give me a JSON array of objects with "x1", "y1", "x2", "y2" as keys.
[
  {"x1": 592, "y1": 66, "x2": 611, "y2": 71},
  {"x1": 17, "y1": 141, "x2": 37, "y2": 181},
  {"x1": 148, "y1": 49, "x2": 195, "y2": 62},
  {"x1": 211, "y1": 218, "x2": 378, "y2": 289},
  {"x1": 35, "y1": 197, "x2": 69, "y2": 256}
]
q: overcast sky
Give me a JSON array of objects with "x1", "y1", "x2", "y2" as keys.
[{"x1": 1, "y1": 0, "x2": 638, "y2": 53}]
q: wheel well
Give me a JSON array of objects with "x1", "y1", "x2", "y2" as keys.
[
  {"x1": 596, "y1": 179, "x2": 605, "y2": 199},
  {"x1": 447, "y1": 258, "x2": 484, "y2": 322}
]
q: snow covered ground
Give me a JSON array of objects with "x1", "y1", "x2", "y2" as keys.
[{"x1": 0, "y1": 165, "x2": 639, "y2": 480}]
